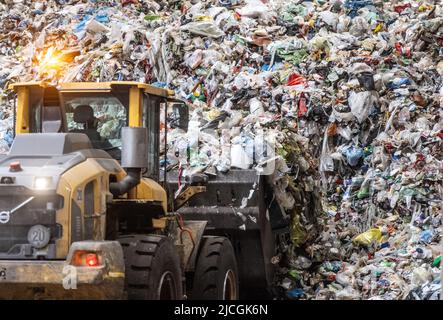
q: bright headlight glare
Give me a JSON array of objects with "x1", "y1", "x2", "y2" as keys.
[{"x1": 34, "y1": 177, "x2": 52, "y2": 190}]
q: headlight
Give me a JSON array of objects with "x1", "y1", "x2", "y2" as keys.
[
  {"x1": 34, "y1": 177, "x2": 52, "y2": 190},
  {"x1": 28, "y1": 225, "x2": 51, "y2": 249}
]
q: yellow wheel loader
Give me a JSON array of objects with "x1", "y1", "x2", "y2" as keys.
[{"x1": 0, "y1": 81, "x2": 279, "y2": 299}]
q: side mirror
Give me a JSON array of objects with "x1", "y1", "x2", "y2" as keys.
[{"x1": 121, "y1": 127, "x2": 148, "y2": 169}]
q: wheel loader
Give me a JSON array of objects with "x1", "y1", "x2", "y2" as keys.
[{"x1": 0, "y1": 81, "x2": 282, "y2": 299}]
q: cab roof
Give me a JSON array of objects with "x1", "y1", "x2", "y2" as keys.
[{"x1": 8, "y1": 81, "x2": 174, "y2": 98}]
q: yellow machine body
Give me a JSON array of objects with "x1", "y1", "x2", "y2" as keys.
[{"x1": 9, "y1": 81, "x2": 170, "y2": 219}]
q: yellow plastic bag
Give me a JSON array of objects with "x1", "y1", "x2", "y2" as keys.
[
  {"x1": 353, "y1": 228, "x2": 383, "y2": 246},
  {"x1": 374, "y1": 23, "x2": 383, "y2": 34}
]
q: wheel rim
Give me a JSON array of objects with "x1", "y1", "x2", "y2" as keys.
[
  {"x1": 223, "y1": 269, "x2": 237, "y2": 300},
  {"x1": 158, "y1": 271, "x2": 176, "y2": 300}
]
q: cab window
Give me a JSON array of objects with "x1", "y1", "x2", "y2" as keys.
[{"x1": 62, "y1": 93, "x2": 128, "y2": 153}]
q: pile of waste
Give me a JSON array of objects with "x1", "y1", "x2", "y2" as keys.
[{"x1": 0, "y1": 0, "x2": 442, "y2": 300}]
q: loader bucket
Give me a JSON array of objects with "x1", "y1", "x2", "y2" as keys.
[{"x1": 164, "y1": 169, "x2": 285, "y2": 298}]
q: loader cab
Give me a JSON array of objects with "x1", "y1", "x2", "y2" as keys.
[{"x1": 9, "y1": 82, "x2": 188, "y2": 181}]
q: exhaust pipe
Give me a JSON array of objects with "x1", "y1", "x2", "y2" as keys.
[
  {"x1": 110, "y1": 168, "x2": 140, "y2": 197},
  {"x1": 110, "y1": 127, "x2": 148, "y2": 197}
]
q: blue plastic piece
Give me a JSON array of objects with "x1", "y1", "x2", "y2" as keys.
[
  {"x1": 345, "y1": 146, "x2": 364, "y2": 167},
  {"x1": 344, "y1": 0, "x2": 374, "y2": 17},
  {"x1": 151, "y1": 81, "x2": 167, "y2": 88},
  {"x1": 386, "y1": 78, "x2": 411, "y2": 90},
  {"x1": 287, "y1": 288, "x2": 305, "y2": 299},
  {"x1": 420, "y1": 230, "x2": 433, "y2": 243}
]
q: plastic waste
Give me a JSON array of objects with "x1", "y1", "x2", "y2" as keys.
[
  {"x1": 231, "y1": 144, "x2": 252, "y2": 170},
  {"x1": 353, "y1": 228, "x2": 383, "y2": 246},
  {"x1": 411, "y1": 266, "x2": 433, "y2": 287},
  {"x1": 357, "y1": 72, "x2": 375, "y2": 91},
  {"x1": 237, "y1": 0, "x2": 273, "y2": 20},
  {"x1": 287, "y1": 288, "x2": 305, "y2": 299},
  {"x1": 432, "y1": 256, "x2": 441, "y2": 268},
  {"x1": 344, "y1": 146, "x2": 364, "y2": 167},
  {"x1": 335, "y1": 286, "x2": 360, "y2": 300},
  {"x1": 249, "y1": 97, "x2": 264, "y2": 116},
  {"x1": 182, "y1": 21, "x2": 225, "y2": 38},
  {"x1": 184, "y1": 50, "x2": 204, "y2": 70},
  {"x1": 0, "y1": 0, "x2": 441, "y2": 302},
  {"x1": 292, "y1": 256, "x2": 312, "y2": 270},
  {"x1": 419, "y1": 230, "x2": 434, "y2": 244},
  {"x1": 348, "y1": 91, "x2": 378, "y2": 123}
]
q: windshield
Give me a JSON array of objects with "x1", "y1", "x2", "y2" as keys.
[{"x1": 62, "y1": 94, "x2": 127, "y2": 150}]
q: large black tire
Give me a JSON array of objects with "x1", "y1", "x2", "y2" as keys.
[
  {"x1": 191, "y1": 236, "x2": 239, "y2": 300},
  {"x1": 118, "y1": 235, "x2": 183, "y2": 300}
]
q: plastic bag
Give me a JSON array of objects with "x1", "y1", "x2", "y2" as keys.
[
  {"x1": 348, "y1": 91, "x2": 377, "y2": 123},
  {"x1": 231, "y1": 143, "x2": 252, "y2": 169},
  {"x1": 236, "y1": 0, "x2": 270, "y2": 19},
  {"x1": 182, "y1": 21, "x2": 225, "y2": 38},
  {"x1": 249, "y1": 97, "x2": 264, "y2": 115},
  {"x1": 320, "y1": 127, "x2": 334, "y2": 172},
  {"x1": 344, "y1": 146, "x2": 364, "y2": 167},
  {"x1": 184, "y1": 49, "x2": 203, "y2": 70},
  {"x1": 287, "y1": 288, "x2": 305, "y2": 299},
  {"x1": 336, "y1": 272, "x2": 352, "y2": 287},
  {"x1": 419, "y1": 230, "x2": 433, "y2": 244},
  {"x1": 319, "y1": 11, "x2": 338, "y2": 29},
  {"x1": 349, "y1": 16, "x2": 370, "y2": 37},
  {"x1": 337, "y1": 14, "x2": 351, "y2": 33},
  {"x1": 85, "y1": 19, "x2": 109, "y2": 34},
  {"x1": 337, "y1": 126, "x2": 352, "y2": 140},
  {"x1": 411, "y1": 266, "x2": 432, "y2": 287},
  {"x1": 291, "y1": 255, "x2": 312, "y2": 270},
  {"x1": 335, "y1": 286, "x2": 360, "y2": 300},
  {"x1": 353, "y1": 228, "x2": 383, "y2": 246}
]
